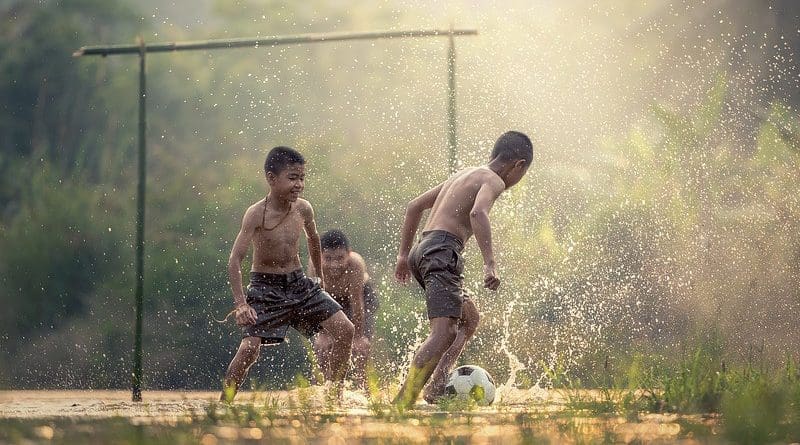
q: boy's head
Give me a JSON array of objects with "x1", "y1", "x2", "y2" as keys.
[
  {"x1": 264, "y1": 146, "x2": 305, "y2": 200},
  {"x1": 320, "y1": 229, "x2": 350, "y2": 275},
  {"x1": 265, "y1": 146, "x2": 305, "y2": 175},
  {"x1": 490, "y1": 131, "x2": 533, "y2": 188}
]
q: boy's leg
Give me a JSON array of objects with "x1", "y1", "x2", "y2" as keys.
[
  {"x1": 423, "y1": 299, "x2": 480, "y2": 403},
  {"x1": 221, "y1": 336, "x2": 262, "y2": 402},
  {"x1": 312, "y1": 332, "x2": 334, "y2": 381},
  {"x1": 393, "y1": 317, "x2": 459, "y2": 409},
  {"x1": 317, "y1": 310, "x2": 355, "y2": 383}
]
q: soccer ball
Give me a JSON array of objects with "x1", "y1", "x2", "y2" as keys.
[{"x1": 444, "y1": 365, "x2": 496, "y2": 405}]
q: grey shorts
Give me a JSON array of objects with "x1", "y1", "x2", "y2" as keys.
[
  {"x1": 408, "y1": 230, "x2": 468, "y2": 319},
  {"x1": 243, "y1": 270, "x2": 342, "y2": 345}
]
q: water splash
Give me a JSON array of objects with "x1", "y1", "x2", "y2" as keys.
[{"x1": 495, "y1": 293, "x2": 527, "y2": 403}]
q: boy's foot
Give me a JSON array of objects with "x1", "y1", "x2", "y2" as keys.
[
  {"x1": 422, "y1": 384, "x2": 446, "y2": 405},
  {"x1": 422, "y1": 391, "x2": 444, "y2": 405},
  {"x1": 220, "y1": 382, "x2": 238, "y2": 404}
]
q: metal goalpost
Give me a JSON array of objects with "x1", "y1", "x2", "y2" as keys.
[{"x1": 73, "y1": 27, "x2": 477, "y2": 402}]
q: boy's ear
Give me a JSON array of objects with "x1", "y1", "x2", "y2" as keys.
[
  {"x1": 514, "y1": 159, "x2": 527, "y2": 170},
  {"x1": 266, "y1": 171, "x2": 276, "y2": 183}
]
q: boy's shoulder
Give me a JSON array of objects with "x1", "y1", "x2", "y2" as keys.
[
  {"x1": 242, "y1": 198, "x2": 266, "y2": 221},
  {"x1": 247, "y1": 198, "x2": 267, "y2": 211},
  {"x1": 348, "y1": 251, "x2": 367, "y2": 269},
  {"x1": 294, "y1": 197, "x2": 313, "y2": 213},
  {"x1": 290, "y1": 198, "x2": 317, "y2": 222},
  {"x1": 457, "y1": 166, "x2": 504, "y2": 186}
]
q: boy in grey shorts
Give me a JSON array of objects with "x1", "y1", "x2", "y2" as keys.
[
  {"x1": 221, "y1": 146, "x2": 354, "y2": 402},
  {"x1": 394, "y1": 131, "x2": 534, "y2": 409}
]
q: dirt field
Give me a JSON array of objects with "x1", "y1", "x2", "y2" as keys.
[{"x1": 0, "y1": 389, "x2": 717, "y2": 444}]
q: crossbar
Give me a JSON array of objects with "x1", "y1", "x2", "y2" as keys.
[{"x1": 74, "y1": 29, "x2": 478, "y2": 57}]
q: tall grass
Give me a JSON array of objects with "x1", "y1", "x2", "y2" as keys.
[{"x1": 557, "y1": 341, "x2": 800, "y2": 442}]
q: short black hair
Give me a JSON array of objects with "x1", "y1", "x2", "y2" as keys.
[
  {"x1": 490, "y1": 131, "x2": 533, "y2": 164},
  {"x1": 264, "y1": 146, "x2": 305, "y2": 175},
  {"x1": 320, "y1": 229, "x2": 350, "y2": 251}
]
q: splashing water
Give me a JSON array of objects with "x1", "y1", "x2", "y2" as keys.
[{"x1": 495, "y1": 293, "x2": 527, "y2": 402}]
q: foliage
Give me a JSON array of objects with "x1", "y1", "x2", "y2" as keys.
[{"x1": 1, "y1": 0, "x2": 799, "y2": 395}]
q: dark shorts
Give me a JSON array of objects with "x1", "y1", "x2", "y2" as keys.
[
  {"x1": 243, "y1": 270, "x2": 342, "y2": 345},
  {"x1": 408, "y1": 230, "x2": 468, "y2": 319},
  {"x1": 336, "y1": 281, "x2": 380, "y2": 339}
]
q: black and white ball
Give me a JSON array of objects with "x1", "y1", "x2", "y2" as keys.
[{"x1": 444, "y1": 365, "x2": 496, "y2": 405}]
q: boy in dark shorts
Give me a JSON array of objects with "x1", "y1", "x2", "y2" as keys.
[
  {"x1": 310, "y1": 229, "x2": 380, "y2": 387},
  {"x1": 393, "y1": 131, "x2": 533, "y2": 409},
  {"x1": 221, "y1": 146, "x2": 354, "y2": 402}
]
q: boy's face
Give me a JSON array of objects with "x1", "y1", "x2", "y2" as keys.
[
  {"x1": 321, "y1": 247, "x2": 349, "y2": 276},
  {"x1": 504, "y1": 159, "x2": 530, "y2": 188},
  {"x1": 267, "y1": 163, "x2": 305, "y2": 201}
]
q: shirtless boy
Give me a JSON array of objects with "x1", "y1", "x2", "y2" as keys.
[
  {"x1": 393, "y1": 131, "x2": 533, "y2": 409},
  {"x1": 310, "y1": 229, "x2": 380, "y2": 387},
  {"x1": 221, "y1": 146, "x2": 354, "y2": 402}
]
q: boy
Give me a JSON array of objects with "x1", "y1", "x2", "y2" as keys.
[
  {"x1": 393, "y1": 131, "x2": 533, "y2": 409},
  {"x1": 310, "y1": 229, "x2": 380, "y2": 387},
  {"x1": 221, "y1": 146, "x2": 354, "y2": 402}
]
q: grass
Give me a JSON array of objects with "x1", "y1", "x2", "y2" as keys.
[
  {"x1": 548, "y1": 345, "x2": 800, "y2": 443},
  {"x1": 2, "y1": 349, "x2": 799, "y2": 444}
]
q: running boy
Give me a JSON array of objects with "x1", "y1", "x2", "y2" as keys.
[
  {"x1": 221, "y1": 146, "x2": 354, "y2": 402},
  {"x1": 393, "y1": 131, "x2": 533, "y2": 409},
  {"x1": 310, "y1": 229, "x2": 380, "y2": 387}
]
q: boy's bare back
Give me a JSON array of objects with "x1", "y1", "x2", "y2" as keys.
[
  {"x1": 395, "y1": 131, "x2": 531, "y2": 291},
  {"x1": 422, "y1": 167, "x2": 506, "y2": 243}
]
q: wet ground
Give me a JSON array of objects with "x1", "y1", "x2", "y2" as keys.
[{"x1": 0, "y1": 389, "x2": 720, "y2": 443}]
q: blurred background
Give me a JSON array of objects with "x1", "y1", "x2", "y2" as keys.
[{"x1": 1, "y1": 0, "x2": 798, "y2": 390}]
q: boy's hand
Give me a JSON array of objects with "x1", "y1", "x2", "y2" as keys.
[
  {"x1": 395, "y1": 255, "x2": 411, "y2": 284},
  {"x1": 235, "y1": 303, "x2": 257, "y2": 326},
  {"x1": 483, "y1": 264, "x2": 501, "y2": 291}
]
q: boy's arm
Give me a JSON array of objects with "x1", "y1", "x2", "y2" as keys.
[
  {"x1": 470, "y1": 179, "x2": 505, "y2": 290},
  {"x1": 228, "y1": 206, "x2": 258, "y2": 325},
  {"x1": 395, "y1": 183, "x2": 444, "y2": 282},
  {"x1": 301, "y1": 201, "x2": 324, "y2": 288},
  {"x1": 307, "y1": 258, "x2": 317, "y2": 277}
]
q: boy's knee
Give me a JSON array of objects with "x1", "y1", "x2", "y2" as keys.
[
  {"x1": 461, "y1": 300, "x2": 480, "y2": 337},
  {"x1": 431, "y1": 322, "x2": 458, "y2": 344},
  {"x1": 335, "y1": 317, "x2": 355, "y2": 343},
  {"x1": 244, "y1": 347, "x2": 261, "y2": 363},
  {"x1": 315, "y1": 333, "x2": 333, "y2": 350},
  {"x1": 343, "y1": 320, "x2": 355, "y2": 341}
]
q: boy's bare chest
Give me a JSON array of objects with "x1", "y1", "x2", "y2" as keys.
[{"x1": 254, "y1": 212, "x2": 303, "y2": 248}]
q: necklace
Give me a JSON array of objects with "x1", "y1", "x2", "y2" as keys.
[{"x1": 261, "y1": 196, "x2": 293, "y2": 231}]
